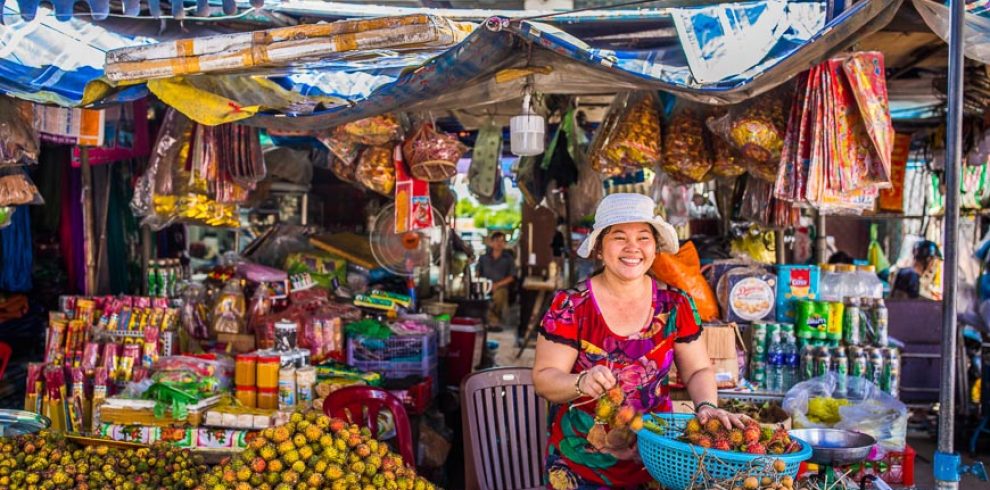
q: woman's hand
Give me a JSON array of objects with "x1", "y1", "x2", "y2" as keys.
[
  {"x1": 602, "y1": 441, "x2": 640, "y2": 461},
  {"x1": 696, "y1": 404, "x2": 749, "y2": 430},
  {"x1": 578, "y1": 365, "x2": 617, "y2": 398}
]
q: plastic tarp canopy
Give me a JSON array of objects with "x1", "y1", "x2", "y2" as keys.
[
  {"x1": 241, "y1": 0, "x2": 902, "y2": 130},
  {"x1": 0, "y1": 3, "x2": 153, "y2": 105},
  {"x1": 0, "y1": 0, "x2": 902, "y2": 129},
  {"x1": 914, "y1": 0, "x2": 990, "y2": 65}
]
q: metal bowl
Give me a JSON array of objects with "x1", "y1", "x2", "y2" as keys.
[
  {"x1": 0, "y1": 410, "x2": 50, "y2": 437},
  {"x1": 788, "y1": 428, "x2": 876, "y2": 466}
]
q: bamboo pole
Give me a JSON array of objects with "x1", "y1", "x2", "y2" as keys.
[{"x1": 80, "y1": 147, "x2": 96, "y2": 295}]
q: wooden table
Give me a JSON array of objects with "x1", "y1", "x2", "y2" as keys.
[{"x1": 515, "y1": 276, "x2": 562, "y2": 359}]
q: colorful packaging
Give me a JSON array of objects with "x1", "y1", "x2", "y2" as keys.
[
  {"x1": 718, "y1": 268, "x2": 776, "y2": 324},
  {"x1": 775, "y1": 265, "x2": 821, "y2": 323}
]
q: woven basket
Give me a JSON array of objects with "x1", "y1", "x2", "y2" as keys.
[
  {"x1": 403, "y1": 123, "x2": 467, "y2": 182},
  {"x1": 410, "y1": 160, "x2": 458, "y2": 181}
]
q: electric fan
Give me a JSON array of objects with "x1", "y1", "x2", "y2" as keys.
[{"x1": 368, "y1": 203, "x2": 447, "y2": 277}]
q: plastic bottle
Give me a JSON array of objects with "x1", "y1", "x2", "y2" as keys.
[
  {"x1": 819, "y1": 264, "x2": 839, "y2": 302},
  {"x1": 834, "y1": 264, "x2": 857, "y2": 302},
  {"x1": 856, "y1": 265, "x2": 884, "y2": 299},
  {"x1": 767, "y1": 331, "x2": 784, "y2": 393},
  {"x1": 782, "y1": 333, "x2": 799, "y2": 392}
]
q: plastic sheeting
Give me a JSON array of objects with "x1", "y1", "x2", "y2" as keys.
[
  {"x1": 0, "y1": 3, "x2": 152, "y2": 105},
  {"x1": 0, "y1": 0, "x2": 902, "y2": 126},
  {"x1": 915, "y1": 0, "x2": 990, "y2": 65},
  {"x1": 242, "y1": 0, "x2": 901, "y2": 130}
]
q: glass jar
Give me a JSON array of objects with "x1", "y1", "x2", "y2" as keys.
[
  {"x1": 257, "y1": 388, "x2": 278, "y2": 410},
  {"x1": 235, "y1": 386, "x2": 257, "y2": 408},
  {"x1": 256, "y1": 355, "x2": 280, "y2": 389},
  {"x1": 234, "y1": 354, "x2": 257, "y2": 387}
]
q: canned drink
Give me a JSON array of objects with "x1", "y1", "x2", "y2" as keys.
[
  {"x1": 750, "y1": 323, "x2": 768, "y2": 362},
  {"x1": 873, "y1": 299, "x2": 889, "y2": 348},
  {"x1": 147, "y1": 260, "x2": 158, "y2": 297},
  {"x1": 848, "y1": 346, "x2": 867, "y2": 379},
  {"x1": 843, "y1": 298, "x2": 861, "y2": 345},
  {"x1": 826, "y1": 301, "x2": 844, "y2": 342},
  {"x1": 801, "y1": 345, "x2": 816, "y2": 380},
  {"x1": 834, "y1": 348, "x2": 849, "y2": 396},
  {"x1": 866, "y1": 348, "x2": 884, "y2": 387},
  {"x1": 814, "y1": 346, "x2": 832, "y2": 378},
  {"x1": 750, "y1": 360, "x2": 767, "y2": 389},
  {"x1": 881, "y1": 348, "x2": 900, "y2": 396}
]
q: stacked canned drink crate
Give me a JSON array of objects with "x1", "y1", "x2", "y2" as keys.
[
  {"x1": 749, "y1": 298, "x2": 899, "y2": 397},
  {"x1": 795, "y1": 295, "x2": 897, "y2": 397}
]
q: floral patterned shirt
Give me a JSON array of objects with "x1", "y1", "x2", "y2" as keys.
[{"x1": 539, "y1": 279, "x2": 702, "y2": 489}]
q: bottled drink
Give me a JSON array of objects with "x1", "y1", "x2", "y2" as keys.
[
  {"x1": 782, "y1": 333, "x2": 799, "y2": 391},
  {"x1": 800, "y1": 344, "x2": 816, "y2": 381},
  {"x1": 843, "y1": 297, "x2": 862, "y2": 345},
  {"x1": 767, "y1": 331, "x2": 784, "y2": 393},
  {"x1": 833, "y1": 347, "x2": 849, "y2": 397},
  {"x1": 819, "y1": 264, "x2": 840, "y2": 302},
  {"x1": 857, "y1": 265, "x2": 884, "y2": 299},
  {"x1": 834, "y1": 264, "x2": 857, "y2": 301},
  {"x1": 873, "y1": 299, "x2": 889, "y2": 347}
]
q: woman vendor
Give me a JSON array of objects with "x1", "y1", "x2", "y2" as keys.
[{"x1": 533, "y1": 193, "x2": 746, "y2": 489}]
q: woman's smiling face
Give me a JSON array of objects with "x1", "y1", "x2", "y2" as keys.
[{"x1": 599, "y1": 222, "x2": 656, "y2": 281}]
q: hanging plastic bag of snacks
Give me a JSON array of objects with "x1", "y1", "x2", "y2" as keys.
[
  {"x1": 588, "y1": 91, "x2": 663, "y2": 176},
  {"x1": 402, "y1": 122, "x2": 467, "y2": 182},
  {"x1": 708, "y1": 108, "x2": 749, "y2": 178},
  {"x1": 0, "y1": 167, "x2": 44, "y2": 206},
  {"x1": 0, "y1": 96, "x2": 39, "y2": 167},
  {"x1": 329, "y1": 154, "x2": 358, "y2": 183},
  {"x1": 339, "y1": 114, "x2": 402, "y2": 146},
  {"x1": 212, "y1": 279, "x2": 246, "y2": 335},
  {"x1": 662, "y1": 102, "x2": 712, "y2": 183},
  {"x1": 356, "y1": 145, "x2": 396, "y2": 195},
  {"x1": 707, "y1": 90, "x2": 787, "y2": 165},
  {"x1": 319, "y1": 129, "x2": 362, "y2": 166}
]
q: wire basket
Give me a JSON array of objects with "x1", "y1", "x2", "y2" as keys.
[
  {"x1": 347, "y1": 332, "x2": 438, "y2": 385},
  {"x1": 637, "y1": 413, "x2": 811, "y2": 490}
]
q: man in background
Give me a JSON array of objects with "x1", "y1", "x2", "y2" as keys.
[{"x1": 478, "y1": 231, "x2": 516, "y2": 330}]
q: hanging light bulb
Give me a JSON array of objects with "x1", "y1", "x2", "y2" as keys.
[{"x1": 510, "y1": 89, "x2": 545, "y2": 156}]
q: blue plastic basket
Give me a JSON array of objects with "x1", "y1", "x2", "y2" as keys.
[{"x1": 637, "y1": 413, "x2": 812, "y2": 490}]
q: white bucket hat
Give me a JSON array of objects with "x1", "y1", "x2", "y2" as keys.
[{"x1": 577, "y1": 193, "x2": 679, "y2": 259}]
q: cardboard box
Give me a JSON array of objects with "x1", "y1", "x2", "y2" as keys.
[
  {"x1": 670, "y1": 323, "x2": 745, "y2": 389},
  {"x1": 99, "y1": 424, "x2": 251, "y2": 449}
]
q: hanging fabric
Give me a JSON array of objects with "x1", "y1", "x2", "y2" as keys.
[
  {"x1": 468, "y1": 119, "x2": 502, "y2": 202},
  {"x1": 0, "y1": 206, "x2": 33, "y2": 292},
  {"x1": 541, "y1": 114, "x2": 579, "y2": 188}
]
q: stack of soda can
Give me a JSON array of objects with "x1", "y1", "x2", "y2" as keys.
[
  {"x1": 750, "y1": 296, "x2": 899, "y2": 397},
  {"x1": 147, "y1": 258, "x2": 184, "y2": 298}
]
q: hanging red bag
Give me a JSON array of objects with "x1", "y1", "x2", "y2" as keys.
[{"x1": 651, "y1": 241, "x2": 719, "y2": 322}]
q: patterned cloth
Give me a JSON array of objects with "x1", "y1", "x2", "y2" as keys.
[{"x1": 539, "y1": 279, "x2": 703, "y2": 489}]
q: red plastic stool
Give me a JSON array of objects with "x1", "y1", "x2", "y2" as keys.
[{"x1": 322, "y1": 385, "x2": 416, "y2": 467}]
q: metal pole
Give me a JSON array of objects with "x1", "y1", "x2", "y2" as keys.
[
  {"x1": 935, "y1": 0, "x2": 965, "y2": 486},
  {"x1": 80, "y1": 147, "x2": 96, "y2": 296}
]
